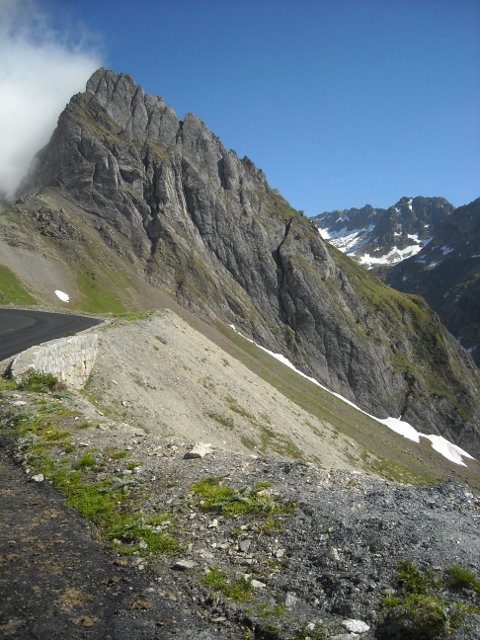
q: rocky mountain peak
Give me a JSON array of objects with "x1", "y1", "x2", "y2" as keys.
[
  {"x1": 5, "y1": 68, "x2": 480, "y2": 456},
  {"x1": 85, "y1": 67, "x2": 180, "y2": 147}
]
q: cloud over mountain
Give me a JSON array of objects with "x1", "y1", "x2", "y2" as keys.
[{"x1": 0, "y1": 0, "x2": 102, "y2": 198}]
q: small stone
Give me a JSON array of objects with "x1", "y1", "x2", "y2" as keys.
[
  {"x1": 251, "y1": 579, "x2": 266, "y2": 589},
  {"x1": 275, "y1": 548, "x2": 286, "y2": 558},
  {"x1": 341, "y1": 619, "x2": 370, "y2": 634},
  {"x1": 172, "y1": 560, "x2": 198, "y2": 571},
  {"x1": 208, "y1": 519, "x2": 219, "y2": 528},
  {"x1": 183, "y1": 443, "x2": 213, "y2": 459},
  {"x1": 328, "y1": 547, "x2": 341, "y2": 561},
  {"x1": 31, "y1": 474, "x2": 44, "y2": 482},
  {"x1": 12, "y1": 400, "x2": 27, "y2": 406},
  {"x1": 278, "y1": 592, "x2": 298, "y2": 608},
  {"x1": 239, "y1": 539, "x2": 251, "y2": 552}
]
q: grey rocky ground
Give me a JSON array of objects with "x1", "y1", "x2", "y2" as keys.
[{"x1": 1, "y1": 384, "x2": 480, "y2": 639}]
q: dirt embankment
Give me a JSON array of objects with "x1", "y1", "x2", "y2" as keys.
[{"x1": 86, "y1": 311, "x2": 357, "y2": 468}]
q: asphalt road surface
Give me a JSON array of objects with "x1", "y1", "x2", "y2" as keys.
[{"x1": 0, "y1": 309, "x2": 101, "y2": 360}]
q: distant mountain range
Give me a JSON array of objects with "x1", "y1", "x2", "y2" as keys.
[
  {"x1": 387, "y1": 198, "x2": 480, "y2": 366},
  {"x1": 314, "y1": 197, "x2": 480, "y2": 366},
  {"x1": 313, "y1": 196, "x2": 454, "y2": 268},
  {"x1": 1, "y1": 69, "x2": 479, "y2": 456}
]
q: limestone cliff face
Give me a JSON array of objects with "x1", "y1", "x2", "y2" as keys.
[{"x1": 15, "y1": 69, "x2": 480, "y2": 454}]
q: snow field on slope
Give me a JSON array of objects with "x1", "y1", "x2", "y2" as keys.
[{"x1": 229, "y1": 325, "x2": 474, "y2": 467}]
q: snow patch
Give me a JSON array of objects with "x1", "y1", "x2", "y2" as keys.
[
  {"x1": 227, "y1": 324, "x2": 475, "y2": 467},
  {"x1": 359, "y1": 243, "x2": 422, "y2": 267},
  {"x1": 319, "y1": 225, "x2": 375, "y2": 254},
  {"x1": 423, "y1": 435, "x2": 474, "y2": 466},
  {"x1": 441, "y1": 246, "x2": 454, "y2": 256},
  {"x1": 54, "y1": 290, "x2": 69, "y2": 302},
  {"x1": 407, "y1": 233, "x2": 420, "y2": 243}
]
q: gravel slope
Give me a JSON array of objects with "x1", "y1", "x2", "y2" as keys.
[{"x1": 86, "y1": 310, "x2": 357, "y2": 469}]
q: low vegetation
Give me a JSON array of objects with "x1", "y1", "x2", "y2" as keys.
[
  {"x1": 191, "y1": 477, "x2": 294, "y2": 520},
  {"x1": 18, "y1": 371, "x2": 63, "y2": 393},
  {"x1": 3, "y1": 398, "x2": 184, "y2": 558},
  {"x1": 377, "y1": 560, "x2": 480, "y2": 639},
  {"x1": 202, "y1": 567, "x2": 253, "y2": 603},
  {"x1": 0, "y1": 263, "x2": 36, "y2": 306}
]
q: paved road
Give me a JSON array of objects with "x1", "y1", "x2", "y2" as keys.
[{"x1": 0, "y1": 309, "x2": 101, "y2": 360}]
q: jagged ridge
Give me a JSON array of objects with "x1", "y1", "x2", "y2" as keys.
[{"x1": 3, "y1": 68, "x2": 480, "y2": 455}]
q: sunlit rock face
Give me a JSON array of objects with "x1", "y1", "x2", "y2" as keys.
[{"x1": 12, "y1": 68, "x2": 480, "y2": 455}]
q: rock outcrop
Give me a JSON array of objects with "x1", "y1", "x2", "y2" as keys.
[
  {"x1": 8, "y1": 69, "x2": 480, "y2": 455},
  {"x1": 387, "y1": 198, "x2": 480, "y2": 367}
]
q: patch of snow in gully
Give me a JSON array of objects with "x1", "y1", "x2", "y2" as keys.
[{"x1": 228, "y1": 325, "x2": 474, "y2": 467}]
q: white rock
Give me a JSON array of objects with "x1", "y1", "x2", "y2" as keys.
[
  {"x1": 31, "y1": 474, "x2": 44, "y2": 482},
  {"x1": 328, "y1": 547, "x2": 341, "y2": 561},
  {"x1": 12, "y1": 400, "x2": 27, "y2": 407},
  {"x1": 283, "y1": 592, "x2": 298, "y2": 608},
  {"x1": 172, "y1": 560, "x2": 198, "y2": 571},
  {"x1": 183, "y1": 442, "x2": 213, "y2": 459},
  {"x1": 251, "y1": 579, "x2": 266, "y2": 589},
  {"x1": 341, "y1": 619, "x2": 370, "y2": 633}
]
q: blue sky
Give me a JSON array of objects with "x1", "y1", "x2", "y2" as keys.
[{"x1": 21, "y1": 1, "x2": 480, "y2": 212}]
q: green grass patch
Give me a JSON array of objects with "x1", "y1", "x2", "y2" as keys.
[
  {"x1": 397, "y1": 560, "x2": 436, "y2": 594},
  {"x1": 447, "y1": 565, "x2": 480, "y2": 591},
  {"x1": 104, "y1": 447, "x2": 130, "y2": 460},
  {"x1": 19, "y1": 371, "x2": 61, "y2": 393},
  {"x1": 377, "y1": 560, "x2": 480, "y2": 639},
  {"x1": 0, "y1": 378, "x2": 18, "y2": 392},
  {"x1": 77, "y1": 268, "x2": 126, "y2": 314},
  {"x1": 0, "y1": 264, "x2": 36, "y2": 305},
  {"x1": 4, "y1": 405, "x2": 184, "y2": 558},
  {"x1": 202, "y1": 567, "x2": 253, "y2": 602},
  {"x1": 378, "y1": 594, "x2": 449, "y2": 640},
  {"x1": 191, "y1": 477, "x2": 294, "y2": 521},
  {"x1": 74, "y1": 452, "x2": 98, "y2": 470}
]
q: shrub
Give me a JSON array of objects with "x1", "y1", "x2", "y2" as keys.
[
  {"x1": 19, "y1": 371, "x2": 62, "y2": 392},
  {"x1": 447, "y1": 565, "x2": 480, "y2": 591},
  {"x1": 397, "y1": 560, "x2": 435, "y2": 594},
  {"x1": 377, "y1": 594, "x2": 449, "y2": 640}
]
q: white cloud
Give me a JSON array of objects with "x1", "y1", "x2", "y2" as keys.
[{"x1": 0, "y1": 0, "x2": 102, "y2": 198}]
